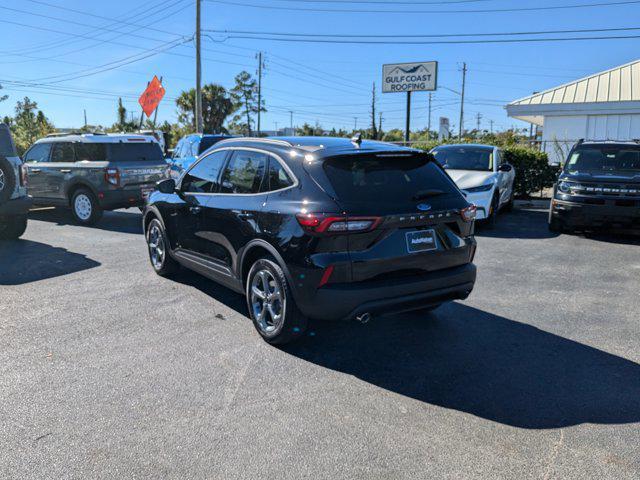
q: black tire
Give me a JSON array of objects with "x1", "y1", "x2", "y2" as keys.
[
  {"x1": 548, "y1": 216, "x2": 565, "y2": 233},
  {"x1": 0, "y1": 214, "x2": 27, "y2": 240},
  {"x1": 70, "y1": 188, "x2": 103, "y2": 225},
  {"x1": 145, "y1": 218, "x2": 179, "y2": 276},
  {"x1": 246, "y1": 257, "x2": 307, "y2": 345},
  {"x1": 0, "y1": 156, "x2": 17, "y2": 204},
  {"x1": 485, "y1": 193, "x2": 499, "y2": 228},
  {"x1": 503, "y1": 190, "x2": 515, "y2": 212}
]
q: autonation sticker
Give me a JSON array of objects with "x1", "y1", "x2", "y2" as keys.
[{"x1": 382, "y1": 61, "x2": 438, "y2": 93}]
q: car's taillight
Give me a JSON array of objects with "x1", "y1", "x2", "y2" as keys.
[
  {"x1": 296, "y1": 213, "x2": 381, "y2": 233},
  {"x1": 20, "y1": 164, "x2": 28, "y2": 187},
  {"x1": 460, "y1": 205, "x2": 477, "y2": 222},
  {"x1": 104, "y1": 167, "x2": 120, "y2": 186}
]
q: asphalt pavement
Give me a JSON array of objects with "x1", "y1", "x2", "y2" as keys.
[{"x1": 1, "y1": 205, "x2": 639, "y2": 479}]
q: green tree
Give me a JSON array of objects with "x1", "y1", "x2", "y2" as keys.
[
  {"x1": 176, "y1": 84, "x2": 235, "y2": 134},
  {"x1": 10, "y1": 97, "x2": 54, "y2": 154},
  {"x1": 0, "y1": 83, "x2": 7, "y2": 104},
  {"x1": 230, "y1": 71, "x2": 265, "y2": 136},
  {"x1": 110, "y1": 97, "x2": 137, "y2": 132}
]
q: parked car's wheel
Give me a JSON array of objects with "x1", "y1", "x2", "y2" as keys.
[
  {"x1": 548, "y1": 216, "x2": 565, "y2": 233},
  {"x1": 503, "y1": 190, "x2": 515, "y2": 212},
  {"x1": 0, "y1": 156, "x2": 17, "y2": 204},
  {"x1": 146, "y1": 218, "x2": 178, "y2": 276},
  {"x1": 485, "y1": 193, "x2": 499, "y2": 227},
  {"x1": 70, "y1": 188, "x2": 103, "y2": 225},
  {"x1": 246, "y1": 257, "x2": 307, "y2": 345},
  {"x1": 0, "y1": 214, "x2": 27, "y2": 240}
]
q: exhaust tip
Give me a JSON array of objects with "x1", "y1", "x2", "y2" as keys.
[{"x1": 355, "y1": 312, "x2": 372, "y2": 324}]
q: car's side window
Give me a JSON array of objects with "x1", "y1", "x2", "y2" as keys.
[
  {"x1": 181, "y1": 150, "x2": 228, "y2": 193},
  {"x1": 50, "y1": 143, "x2": 75, "y2": 163},
  {"x1": 191, "y1": 138, "x2": 200, "y2": 157},
  {"x1": 265, "y1": 157, "x2": 294, "y2": 192},
  {"x1": 173, "y1": 140, "x2": 184, "y2": 159},
  {"x1": 219, "y1": 150, "x2": 267, "y2": 194},
  {"x1": 76, "y1": 143, "x2": 107, "y2": 162},
  {"x1": 24, "y1": 143, "x2": 52, "y2": 163}
]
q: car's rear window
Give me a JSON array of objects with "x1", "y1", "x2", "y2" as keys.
[
  {"x1": 107, "y1": 143, "x2": 163, "y2": 162},
  {"x1": 323, "y1": 154, "x2": 459, "y2": 203},
  {"x1": 198, "y1": 137, "x2": 229, "y2": 155}
]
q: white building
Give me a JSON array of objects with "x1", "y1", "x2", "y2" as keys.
[{"x1": 506, "y1": 59, "x2": 640, "y2": 164}]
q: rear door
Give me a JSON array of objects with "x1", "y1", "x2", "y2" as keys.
[{"x1": 309, "y1": 152, "x2": 473, "y2": 282}]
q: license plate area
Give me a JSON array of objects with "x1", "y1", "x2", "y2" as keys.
[{"x1": 405, "y1": 229, "x2": 437, "y2": 253}]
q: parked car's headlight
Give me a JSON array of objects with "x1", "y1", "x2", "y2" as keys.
[
  {"x1": 557, "y1": 181, "x2": 585, "y2": 194},
  {"x1": 464, "y1": 183, "x2": 494, "y2": 194}
]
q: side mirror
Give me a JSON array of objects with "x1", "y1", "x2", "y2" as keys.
[
  {"x1": 498, "y1": 163, "x2": 513, "y2": 172},
  {"x1": 157, "y1": 178, "x2": 176, "y2": 194}
]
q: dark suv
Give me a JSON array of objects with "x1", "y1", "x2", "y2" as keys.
[
  {"x1": 549, "y1": 140, "x2": 640, "y2": 232},
  {"x1": 24, "y1": 133, "x2": 168, "y2": 225},
  {"x1": 143, "y1": 137, "x2": 478, "y2": 344}
]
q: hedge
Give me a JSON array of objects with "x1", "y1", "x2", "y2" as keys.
[{"x1": 414, "y1": 143, "x2": 559, "y2": 198}]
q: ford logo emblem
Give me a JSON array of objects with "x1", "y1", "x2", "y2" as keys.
[{"x1": 417, "y1": 203, "x2": 432, "y2": 212}]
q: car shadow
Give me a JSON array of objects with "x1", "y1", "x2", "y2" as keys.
[
  {"x1": 280, "y1": 302, "x2": 640, "y2": 430},
  {"x1": 165, "y1": 270, "x2": 640, "y2": 430},
  {"x1": 0, "y1": 239, "x2": 101, "y2": 285},
  {"x1": 28, "y1": 208, "x2": 142, "y2": 235},
  {"x1": 475, "y1": 208, "x2": 559, "y2": 240}
]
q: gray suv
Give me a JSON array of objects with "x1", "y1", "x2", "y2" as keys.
[
  {"x1": 23, "y1": 133, "x2": 169, "y2": 225},
  {"x1": 0, "y1": 123, "x2": 31, "y2": 240}
]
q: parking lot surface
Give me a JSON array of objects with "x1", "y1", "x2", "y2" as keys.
[{"x1": 1, "y1": 205, "x2": 639, "y2": 479}]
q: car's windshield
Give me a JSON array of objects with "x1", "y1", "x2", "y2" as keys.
[
  {"x1": 566, "y1": 145, "x2": 640, "y2": 173},
  {"x1": 432, "y1": 147, "x2": 493, "y2": 171}
]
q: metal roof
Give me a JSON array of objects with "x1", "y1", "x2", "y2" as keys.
[{"x1": 509, "y1": 59, "x2": 640, "y2": 107}]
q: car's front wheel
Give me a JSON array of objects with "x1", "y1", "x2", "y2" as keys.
[
  {"x1": 71, "y1": 188, "x2": 103, "y2": 225},
  {"x1": 246, "y1": 257, "x2": 307, "y2": 345},
  {"x1": 146, "y1": 218, "x2": 178, "y2": 276}
]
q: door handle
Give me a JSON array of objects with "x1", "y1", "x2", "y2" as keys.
[
  {"x1": 237, "y1": 212, "x2": 254, "y2": 220},
  {"x1": 59, "y1": 169, "x2": 71, "y2": 173},
  {"x1": 30, "y1": 168, "x2": 41, "y2": 173},
  {"x1": 189, "y1": 206, "x2": 201, "y2": 214}
]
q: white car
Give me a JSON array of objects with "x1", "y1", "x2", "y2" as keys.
[{"x1": 431, "y1": 144, "x2": 515, "y2": 223}]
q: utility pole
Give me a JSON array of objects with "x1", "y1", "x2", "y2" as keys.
[
  {"x1": 405, "y1": 91, "x2": 411, "y2": 144},
  {"x1": 458, "y1": 62, "x2": 467, "y2": 140},
  {"x1": 490, "y1": 119, "x2": 494, "y2": 134},
  {"x1": 378, "y1": 111, "x2": 383, "y2": 140},
  {"x1": 427, "y1": 92, "x2": 432, "y2": 138},
  {"x1": 195, "y1": 0, "x2": 203, "y2": 133},
  {"x1": 354, "y1": 117, "x2": 358, "y2": 131},
  {"x1": 274, "y1": 121, "x2": 278, "y2": 134},
  {"x1": 289, "y1": 111, "x2": 294, "y2": 135},
  {"x1": 257, "y1": 51, "x2": 263, "y2": 136},
  {"x1": 83, "y1": 109, "x2": 87, "y2": 128},
  {"x1": 476, "y1": 112, "x2": 482, "y2": 133}
]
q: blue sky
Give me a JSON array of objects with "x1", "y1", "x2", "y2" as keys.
[{"x1": 1, "y1": 0, "x2": 640, "y2": 133}]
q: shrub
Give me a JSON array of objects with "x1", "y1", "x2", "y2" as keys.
[{"x1": 502, "y1": 146, "x2": 559, "y2": 198}]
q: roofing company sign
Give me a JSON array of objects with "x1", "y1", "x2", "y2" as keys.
[{"x1": 382, "y1": 61, "x2": 438, "y2": 93}]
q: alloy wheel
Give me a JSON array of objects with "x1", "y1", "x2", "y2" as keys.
[
  {"x1": 74, "y1": 194, "x2": 92, "y2": 221},
  {"x1": 0, "y1": 169, "x2": 5, "y2": 192},
  {"x1": 147, "y1": 224, "x2": 165, "y2": 270},
  {"x1": 250, "y1": 269, "x2": 285, "y2": 334}
]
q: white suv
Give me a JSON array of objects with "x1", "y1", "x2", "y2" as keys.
[{"x1": 0, "y1": 124, "x2": 31, "y2": 239}]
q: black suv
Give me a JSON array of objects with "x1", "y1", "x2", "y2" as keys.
[
  {"x1": 143, "y1": 137, "x2": 478, "y2": 344},
  {"x1": 549, "y1": 140, "x2": 640, "y2": 232}
]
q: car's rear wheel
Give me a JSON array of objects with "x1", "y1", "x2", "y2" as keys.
[
  {"x1": 146, "y1": 218, "x2": 178, "y2": 276},
  {"x1": 0, "y1": 214, "x2": 27, "y2": 240},
  {"x1": 246, "y1": 257, "x2": 307, "y2": 345},
  {"x1": 71, "y1": 188, "x2": 103, "y2": 225}
]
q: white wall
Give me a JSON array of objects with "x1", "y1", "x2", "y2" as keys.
[{"x1": 541, "y1": 114, "x2": 640, "y2": 164}]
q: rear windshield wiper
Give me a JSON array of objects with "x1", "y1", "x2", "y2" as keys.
[{"x1": 411, "y1": 189, "x2": 445, "y2": 201}]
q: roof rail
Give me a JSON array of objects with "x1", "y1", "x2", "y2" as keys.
[{"x1": 214, "y1": 137, "x2": 294, "y2": 147}]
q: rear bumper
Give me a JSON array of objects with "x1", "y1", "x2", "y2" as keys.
[
  {"x1": 98, "y1": 188, "x2": 153, "y2": 210},
  {"x1": 0, "y1": 196, "x2": 32, "y2": 216},
  {"x1": 551, "y1": 199, "x2": 640, "y2": 228},
  {"x1": 297, "y1": 263, "x2": 476, "y2": 321}
]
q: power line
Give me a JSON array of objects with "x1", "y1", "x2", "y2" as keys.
[{"x1": 205, "y1": 0, "x2": 640, "y2": 14}]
